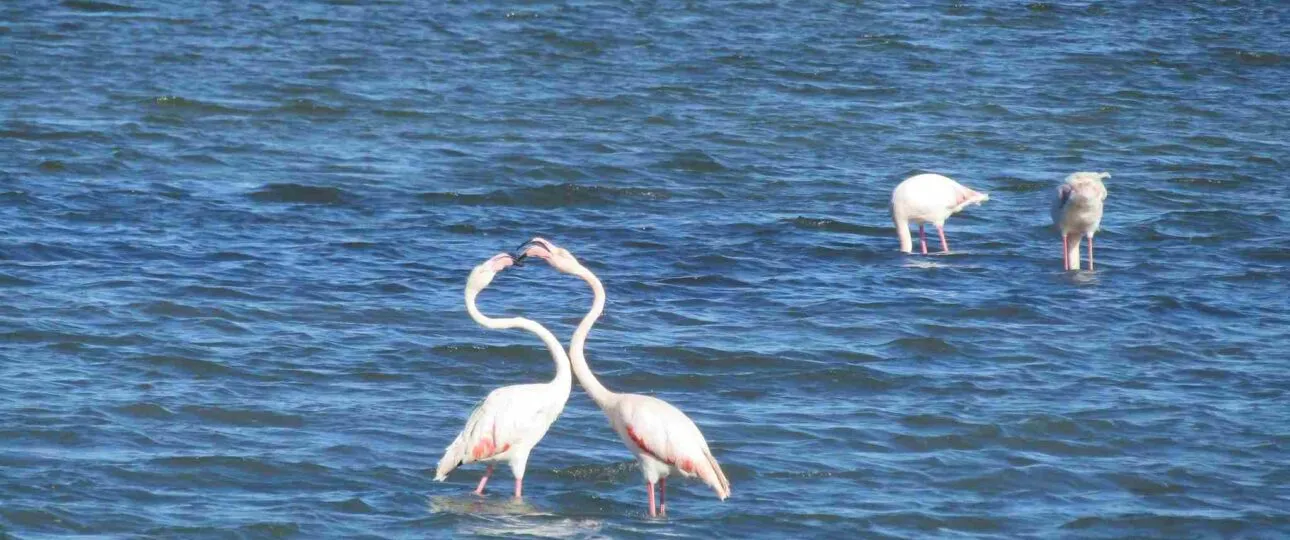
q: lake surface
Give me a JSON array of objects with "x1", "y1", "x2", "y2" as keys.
[{"x1": 2, "y1": 0, "x2": 1288, "y2": 537}]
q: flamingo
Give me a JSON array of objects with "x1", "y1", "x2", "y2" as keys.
[
  {"x1": 513, "y1": 238, "x2": 730, "y2": 517},
  {"x1": 434, "y1": 253, "x2": 571, "y2": 498},
  {"x1": 1051, "y1": 172, "x2": 1109, "y2": 271},
  {"x1": 890, "y1": 173, "x2": 989, "y2": 254}
]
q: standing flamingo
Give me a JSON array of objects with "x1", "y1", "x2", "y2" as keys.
[
  {"x1": 890, "y1": 173, "x2": 989, "y2": 254},
  {"x1": 434, "y1": 253, "x2": 571, "y2": 498},
  {"x1": 514, "y1": 238, "x2": 730, "y2": 517},
  {"x1": 1051, "y1": 172, "x2": 1109, "y2": 271}
]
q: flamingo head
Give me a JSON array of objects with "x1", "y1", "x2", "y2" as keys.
[
  {"x1": 466, "y1": 253, "x2": 514, "y2": 293},
  {"x1": 513, "y1": 237, "x2": 584, "y2": 275}
]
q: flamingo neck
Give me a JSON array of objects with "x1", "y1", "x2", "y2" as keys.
[
  {"x1": 465, "y1": 289, "x2": 571, "y2": 389},
  {"x1": 569, "y1": 267, "x2": 615, "y2": 408},
  {"x1": 893, "y1": 215, "x2": 913, "y2": 253}
]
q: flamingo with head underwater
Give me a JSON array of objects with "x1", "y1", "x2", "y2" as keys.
[
  {"x1": 890, "y1": 173, "x2": 989, "y2": 254},
  {"x1": 434, "y1": 253, "x2": 571, "y2": 498},
  {"x1": 1051, "y1": 171, "x2": 1109, "y2": 271},
  {"x1": 513, "y1": 237, "x2": 730, "y2": 517}
]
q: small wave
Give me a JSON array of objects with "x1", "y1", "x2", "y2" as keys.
[
  {"x1": 63, "y1": 0, "x2": 141, "y2": 12},
  {"x1": 136, "y1": 354, "x2": 235, "y2": 377},
  {"x1": 113, "y1": 402, "x2": 176, "y2": 419},
  {"x1": 1215, "y1": 48, "x2": 1284, "y2": 67},
  {"x1": 178, "y1": 405, "x2": 305, "y2": 428},
  {"x1": 149, "y1": 95, "x2": 246, "y2": 115},
  {"x1": 418, "y1": 183, "x2": 670, "y2": 208},
  {"x1": 274, "y1": 98, "x2": 348, "y2": 116},
  {"x1": 654, "y1": 149, "x2": 726, "y2": 173},
  {"x1": 248, "y1": 183, "x2": 351, "y2": 205},
  {"x1": 887, "y1": 336, "x2": 959, "y2": 355},
  {"x1": 782, "y1": 216, "x2": 885, "y2": 236},
  {"x1": 658, "y1": 274, "x2": 751, "y2": 288}
]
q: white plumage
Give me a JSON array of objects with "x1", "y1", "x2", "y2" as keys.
[
  {"x1": 890, "y1": 173, "x2": 989, "y2": 254},
  {"x1": 1051, "y1": 172, "x2": 1109, "y2": 271},
  {"x1": 515, "y1": 238, "x2": 730, "y2": 517},
  {"x1": 435, "y1": 253, "x2": 571, "y2": 498}
]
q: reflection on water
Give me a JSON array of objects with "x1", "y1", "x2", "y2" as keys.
[{"x1": 428, "y1": 495, "x2": 603, "y2": 538}]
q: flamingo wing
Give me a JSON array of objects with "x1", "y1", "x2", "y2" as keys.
[
  {"x1": 619, "y1": 396, "x2": 731, "y2": 499},
  {"x1": 435, "y1": 384, "x2": 559, "y2": 480}
]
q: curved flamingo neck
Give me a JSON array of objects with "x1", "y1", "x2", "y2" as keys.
[
  {"x1": 892, "y1": 214, "x2": 913, "y2": 253},
  {"x1": 569, "y1": 267, "x2": 615, "y2": 408},
  {"x1": 465, "y1": 289, "x2": 571, "y2": 388}
]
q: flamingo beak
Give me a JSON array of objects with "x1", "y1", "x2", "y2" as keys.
[{"x1": 512, "y1": 238, "x2": 554, "y2": 265}]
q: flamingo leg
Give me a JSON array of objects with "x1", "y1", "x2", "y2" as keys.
[
  {"x1": 647, "y1": 482, "x2": 657, "y2": 517},
  {"x1": 1088, "y1": 235, "x2": 1094, "y2": 271},
  {"x1": 514, "y1": 476, "x2": 522, "y2": 498},
  {"x1": 936, "y1": 224, "x2": 949, "y2": 253},
  {"x1": 474, "y1": 464, "x2": 494, "y2": 495},
  {"x1": 919, "y1": 224, "x2": 928, "y2": 254},
  {"x1": 1062, "y1": 235, "x2": 1069, "y2": 271},
  {"x1": 659, "y1": 477, "x2": 667, "y2": 515}
]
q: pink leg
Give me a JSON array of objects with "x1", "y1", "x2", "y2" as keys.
[
  {"x1": 936, "y1": 224, "x2": 949, "y2": 253},
  {"x1": 514, "y1": 476, "x2": 522, "y2": 498},
  {"x1": 1088, "y1": 236, "x2": 1094, "y2": 271},
  {"x1": 919, "y1": 225, "x2": 928, "y2": 254},
  {"x1": 659, "y1": 477, "x2": 667, "y2": 515},
  {"x1": 1062, "y1": 235, "x2": 1069, "y2": 271},
  {"x1": 647, "y1": 482, "x2": 657, "y2": 517},
  {"x1": 474, "y1": 464, "x2": 494, "y2": 495}
]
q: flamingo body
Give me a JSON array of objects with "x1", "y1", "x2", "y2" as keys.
[
  {"x1": 890, "y1": 173, "x2": 989, "y2": 254},
  {"x1": 435, "y1": 254, "x2": 571, "y2": 498},
  {"x1": 607, "y1": 393, "x2": 730, "y2": 495},
  {"x1": 1050, "y1": 172, "x2": 1109, "y2": 271}
]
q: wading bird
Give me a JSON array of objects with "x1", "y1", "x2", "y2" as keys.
[
  {"x1": 1051, "y1": 172, "x2": 1109, "y2": 271},
  {"x1": 891, "y1": 173, "x2": 989, "y2": 254},
  {"x1": 435, "y1": 253, "x2": 571, "y2": 498},
  {"x1": 514, "y1": 238, "x2": 730, "y2": 517}
]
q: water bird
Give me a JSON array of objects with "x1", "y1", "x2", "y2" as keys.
[
  {"x1": 435, "y1": 253, "x2": 572, "y2": 498},
  {"x1": 514, "y1": 238, "x2": 730, "y2": 517},
  {"x1": 890, "y1": 173, "x2": 989, "y2": 254},
  {"x1": 1051, "y1": 172, "x2": 1110, "y2": 271}
]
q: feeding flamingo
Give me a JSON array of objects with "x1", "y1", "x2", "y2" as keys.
[
  {"x1": 513, "y1": 238, "x2": 730, "y2": 517},
  {"x1": 434, "y1": 253, "x2": 571, "y2": 498},
  {"x1": 1051, "y1": 171, "x2": 1109, "y2": 271},
  {"x1": 890, "y1": 173, "x2": 989, "y2": 254}
]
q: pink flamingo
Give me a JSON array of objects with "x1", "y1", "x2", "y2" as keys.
[
  {"x1": 1051, "y1": 172, "x2": 1109, "y2": 271},
  {"x1": 515, "y1": 238, "x2": 730, "y2": 517},
  {"x1": 890, "y1": 173, "x2": 989, "y2": 254},
  {"x1": 434, "y1": 253, "x2": 571, "y2": 498}
]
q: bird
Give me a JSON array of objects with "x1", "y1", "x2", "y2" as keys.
[
  {"x1": 434, "y1": 253, "x2": 572, "y2": 498},
  {"x1": 513, "y1": 237, "x2": 730, "y2": 517},
  {"x1": 890, "y1": 173, "x2": 989, "y2": 254},
  {"x1": 1051, "y1": 172, "x2": 1109, "y2": 271}
]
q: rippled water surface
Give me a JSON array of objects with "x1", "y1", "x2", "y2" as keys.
[{"x1": 3, "y1": 0, "x2": 1290, "y2": 538}]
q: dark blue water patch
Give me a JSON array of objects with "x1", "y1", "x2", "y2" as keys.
[{"x1": 247, "y1": 183, "x2": 352, "y2": 205}]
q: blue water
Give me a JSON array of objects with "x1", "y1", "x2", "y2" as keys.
[{"x1": 2, "y1": 0, "x2": 1289, "y2": 537}]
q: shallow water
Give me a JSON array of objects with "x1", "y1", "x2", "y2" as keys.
[{"x1": 3, "y1": 0, "x2": 1289, "y2": 538}]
